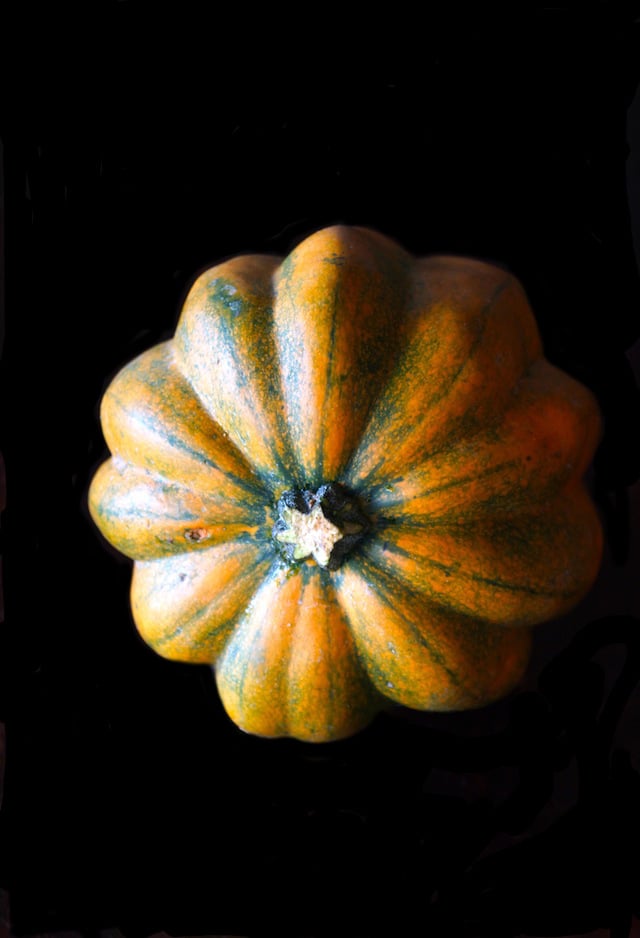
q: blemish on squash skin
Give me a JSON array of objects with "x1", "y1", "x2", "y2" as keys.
[{"x1": 324, "y1": 254, "x2": 346, "y2": 266}]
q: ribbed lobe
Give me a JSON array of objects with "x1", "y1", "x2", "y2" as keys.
[
  {"x1": 130, "y1": 543, "x2": 273, "y2": 663},
  {"x1": 345, "y1": 256, "x2": 543, "y2": 490},
  {"x1": 362, "y1": 486, "x2": 603, "y2": 628},
  {"x1": 89, "y1": 459, "x2": 265, "y2": 560},
  {"x1": 366, "y1": 358, "x2": 602, "y2": 520},
  {"x1": 272, "y1": 225, "x2": 412, "y2": 486},
  {"x1": 215, "y1": 567, "x2": 380, "y2": 741},
  {"x1": 98, "y1": 341, "x2": 266, "y2": 504},
  {"x1": 173, "y1": 254, "x2": 298, "y2": 491},
  {"x1": 335, "y1": 564, "x2": 532, "y2": 712}
]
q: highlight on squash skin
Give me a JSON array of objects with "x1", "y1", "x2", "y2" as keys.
[{"x1": 88, "y1": 224, "x2": 604, "y2": 743}]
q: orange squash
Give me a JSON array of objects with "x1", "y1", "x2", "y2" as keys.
[{"x1": 88, "y1": 225, "x2": 603, "y2": 742}]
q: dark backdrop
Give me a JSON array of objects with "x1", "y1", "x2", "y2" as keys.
[{"x1": 2, "y1": 8, "x2": 640, "y2": 937}]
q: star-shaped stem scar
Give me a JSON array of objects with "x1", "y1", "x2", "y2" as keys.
[{"x1": 274, "y1": 501, "x2": 344, "y2": 567}]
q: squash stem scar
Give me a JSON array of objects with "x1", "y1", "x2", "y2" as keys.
[{"x1": 273, "y1": 482, "x2": 369, "y2": 570}]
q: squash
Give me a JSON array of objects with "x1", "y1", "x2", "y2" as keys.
[{"x1": 88, "y1": 225, "x2": 603, "y2": 742}]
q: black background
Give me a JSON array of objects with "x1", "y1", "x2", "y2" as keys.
[{"x1": 2, "y1": 6, "x2": 640, "y2": 937}]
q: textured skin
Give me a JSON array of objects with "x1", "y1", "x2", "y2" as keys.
[{"x1": 89, "y1": 225, "x2": 603, "y2": 742}]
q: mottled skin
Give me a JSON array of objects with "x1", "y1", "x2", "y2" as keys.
[{"x1": 89, "y1": 225, "x2": 603, "y2": 742}]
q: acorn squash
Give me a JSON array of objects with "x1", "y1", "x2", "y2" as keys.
[{"x1": 88, "y1": 225, "x2": 603, "y2": 742}]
